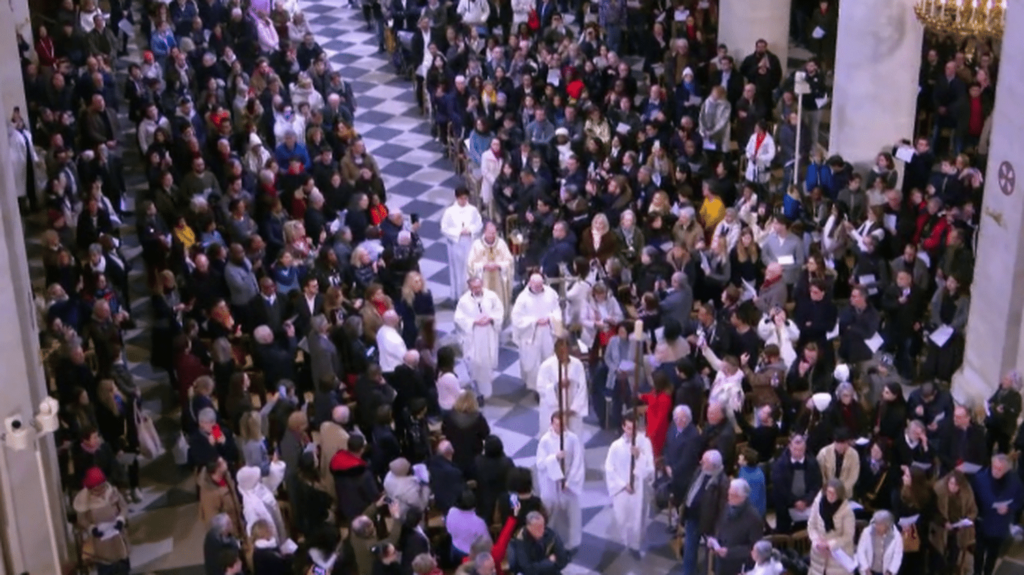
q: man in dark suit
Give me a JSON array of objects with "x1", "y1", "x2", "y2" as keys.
[
  {"x1": 253, "y1": 324, "x2": 298, "y2": 389},
  {"x1": 248, "y1": 277, "x2": 290, "y2": 336},
  {"x1": 664, "y1": 405, "x2": 702, "y2": 515},
  {"x1": 712, "y1": 479, "x2": 764, "y2": 575},
  {"x1": 771, "y1": 435, "x2": 822, "y2": 534},
  {"x1": 689, "y1": 302, "x2": 732, "y2": 372},
  {"x1": 701, "y1": 401, "x2": 737, "y2": 471},
  {"x1": 386, "y1": 351, "x2": 429, "y2": 430},
  {"x1": 427, "y1": 440, "x2": 466, "y2": 513},
  {"x1": 709, "y1": 56, "x2": 744, "y2": 108},
  {"x1": 659, "y1": 271, "x2": 694, "y2": 327},
  {"x1": 837, "y1": 285, "x2": 881, "y2": 365},
  {"x1": 680, "y1": 450, "x2": 728, "y2": 575},
  {"x1": 294, "y1": 276, "x2": 324, "y2": 337},
  {"x1": 932, "y1": 60, "x2": 968, "y2": 154},
  {"x1": 303, "y1": 191, "x2": 330, "y2": 250},
  {"x1": 76, "y1": 197, "x2": 116, "y2": 254},
  {"x1": 938, "y1": 404, "x2": 988, "y2": 475},
  {"x1": 881, "y1": 270, "x2": 926, "y2": 380},
  {"x1": 739, "y1": 39, "x2": 783, "y2": 89}
]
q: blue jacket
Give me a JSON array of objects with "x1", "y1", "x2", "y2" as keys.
[
  {"x1": 739, "y1": 465, "x2": 767, "y2": 517},
  {"x1": 804, "y1": 162, "x2": 832, "y2": 196},
  {"x1": 274, "y1": 142, "x2": 312, "y2": 172},
  {"x1": 971, "y1": 468, "x2": 1024, "y2": 538}
]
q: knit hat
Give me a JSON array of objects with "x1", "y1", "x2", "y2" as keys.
[{"x1": 83, "y1": 466, "x2": 106, "y2": 489}]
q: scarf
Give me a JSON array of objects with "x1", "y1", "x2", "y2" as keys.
[
  {"x1": 819, "y1": 497, "x2": 841, "y2": 532},
  {"x1": 374, "y1": 299, "x2": 389, "y2": 315},
  {"x1": 755, "y1": 131, "x2": 768, "y2": 156}
]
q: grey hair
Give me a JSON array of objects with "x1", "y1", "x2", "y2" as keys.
[
  {"x1": 198, "y1": 407, "x2": 218, "y2": 425},
  {"x1": 871, "y1": 510, "x2": 895, "y2": 529},
  {"x1": 253, "y1": 325, "x2": 274, "y2": 345},
  {"x1": 210, "y1": 513, "x2": 232, "y2": 534},
  {"x1": 825, "y1": 477, "x2": 847, "y2": 501},
  {"x1": 835, "y1": 381, "x2": 857, "y2": 399},
  {"x1": 752, "y1": 540, "x2": 773, "y2": 561},
  {"x1": 679, "y1": 205, "x2": 696, "y2": 221},
  {"x1": 473, "y1": 552, "x2": 494, "y2": 569},
  {"x1": 311, "y1": 314, "x2": 329, "y2": 334},
  {"x1": 704, "y1": 450, "x2": 723, "y2": 472},
  {"x1": 309, "y1": 189, "x2": 324, "y2": 206},
  {"x1": 398, "y1": 230, "x2": 412, "y2": 244},
  {"x1": 908, "y1": 419, "x2": 925, "y2": 434},
  {"x1": 88, "y1": 243, "x2": 104, "y2": 256},
  {"x1": 993, "y1": 453, "x2": 1011, "y2": 466},
  {"x1": 671, "y1": 271, "x2": 687, "y2": 287},
  {"x1": 673, "y1": 404, "x2": 692, "y2": 423},
  {"x1": 729, "y1": 478, "x2": 751, "y2": 498},
  {"x1": 525, "y1": 511, "x2": 544, "y2": 525}
]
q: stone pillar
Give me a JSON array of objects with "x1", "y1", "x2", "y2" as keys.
[
  {"x1": 0, "y1": 85, "x2": 68, "y2": 572},
  {"x1": 827, "y1": 0, "x2": 923, "y2": 171},
  {"x1": 0, "y1": 0, "x2": 27, "y2": 120},
  {"x1": 952, "y1": 3, "x2": 1024, "y2": 407},
  {"x1": 717, "y1": 0, "x2": 791, "y2": 74}
]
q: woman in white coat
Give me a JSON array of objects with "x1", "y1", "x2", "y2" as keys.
[
  {"x1": 511, "y1": 0, "x2": 532, "y2": 27},
  {"x1": 757, "y1": 309, "x2": 801, "y2": 367},
  {"x1": 855, "y1": 510, "x2": 903, "y2": 575},
  {"x1": 236, "y1": 464, "x2": 288, "y2": 541},
  {"x1": 457, "y1": 0, "x2": 490, "y2": 30},
  {"x1": 744, "y1": 120, "x2": 776, "y2": 184},
  {"x1": 479, "y1": 138, "x2": 503, "y2": 209},
  {"x1": 807, "y1": 479, "x2": 857, "y2": 575}
]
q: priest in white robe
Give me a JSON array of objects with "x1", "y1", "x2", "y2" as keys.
[
  {"x1": 453, "y1": 277, "x2": 504, "y2": 399},
  {"x1": 536, "y1": 411, "x2": 584, "y2": 550},
  {"x1": 440, "y1": 187, "x2": 483, "y2": 302},
  {"x1": 511, "y1": 274, "x2": 562, "y2": 392},
  {"x1": 604, "y1": 413, "x2": 655, "y2": 555},
  {"x1": 467, "y1": 222, "x2": 514, "y2": 322},
  {"x1": 536, "y1": 338, "x2": 589, "y2": 439}
]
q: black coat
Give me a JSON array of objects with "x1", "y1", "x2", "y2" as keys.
[
  {"x1": 253, "y1": 338, "x2": 298, "y2": 388},
  {"x1": 474, "y1": 453, "x2": 514, "y2": 522},
  {"x1": 937, "y1": 421, "x2": 988, "y2": 474},
  {"x1": 427, "y1": 455, "x2": 466, "y2": 513},
  {"x1": 713, "y1": 502, "x2": 763, "y2": 575},
  {"x1": 682, "y1": 470, "x2": 728, "y2": 536},
  {"x1": 664, "y1": 423, "x2": 702, "y2": 501},
  {"x1": 770, "y1": 449, "x2": 822, "y2": 509},
  {"x1": 330, "y1": 449, "x2": 380, "y2": 524},
  {"x1": 252, "y1": 546, "x2": 293, "y2": 575},
  {"x1": 441, "y1": 411, "x2": 491, "y2": 479},
  {"x1": 508, "y1": 526, "x2": 570, "y2": 575}
]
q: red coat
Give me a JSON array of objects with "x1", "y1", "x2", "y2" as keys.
[
  {"x1": 174, "y1": 351, "x2": 212, "y2": 407},
  {"x1": 913, "y1": 213, "x2": 949, "y2": 254},
  {"x1": 639, "y1": 390, "x2": 673, "y2": 459}
]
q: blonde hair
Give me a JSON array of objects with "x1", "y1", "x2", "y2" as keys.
[
  {"x1": 453, "y1": 390, "x2": 480, "y2": 414},
  {"x1": 239, "y1": 411, "x2": 263, "y2": 441},
  {"x1": 250, "y1": 518, "x2": 276, "y2": 542},
  {"x1": 591, "y1": 213, "x2": 610, "y2": 234},
  {"x1": 97, "y1": 379, "x2": 119, "y2": 416},
  {"x1": 283, "y1": 220, "x2": 305, "y2": 245},
  {"x1": 401, "y1": 271, "x2": 424, "y2": 306},
  {"x1": 350, "y1": 246, "x2": 368, "y2": 267}
]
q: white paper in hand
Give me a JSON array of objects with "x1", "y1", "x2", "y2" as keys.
[
  {"x1": 280, "y1": 538, "x2": 299, "y2": 554},
  {"x1": 811, "y1": 26, "x2": 826, "y2": 39},
  {"x1": 895, "y1": 146, "x2": 915, "y2": 163},
  {"x1": 832, "y1": 549, "x2": 857, "y2": 572},
  {"x1": 826, "y1": 322, "x2": 840, "y2": 340},
  {"x1": 957, "y1": 462, "x2": 982, "y2": 474},
  {"x1": 864, "y1": 332, "x2": 884, "y2": 353},
  {"x1": 815, "y1": 96, "x2": 829, "y2": 109},
  {"x1": 929, "y1": 324, "x2": 955, "y2": 347},
  {"x1": 789, "y1": 507, "x2": 811, "y2": 522},
  {"x1": 898, "y1": 514, "x2": 920, "y2": 528},
  {"x1": 951, "y1": 518, "x2": 973, "y2": 529},
  {"x1": 777, "y1": 254, "x2": 795, "y2": 266},
  {"x1": 674, "y1": 9, "x2": 688, "y2": 21},
  {"x1": 616, "y1": 122, "x2": 631, "y2": 134},
  {"x1": 703, "y1": 139, "x2": 717, "y2": 151}
]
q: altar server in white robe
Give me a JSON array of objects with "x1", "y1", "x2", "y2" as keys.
[
  {"x1": 440, "y1": 187, "x2": 483, "y2": 302},
  {"x1": 537, "y1": 338, "x2": 589, "y2": 439},
  {"x1": 536, "y1": 411, "x2": 584, "y2": 550},
  {"x1": 453, "y1": 277, "x2": 504, "y2": 398},
  {"x1": 467, "y1": 222, "x2": 514, "y2": 321},
  {"x1": 511, "y1": 274, "x2": 562, "y2": 392},
  {"x1": 604, "y1": 412, "x2": 655, "y2": 555}
]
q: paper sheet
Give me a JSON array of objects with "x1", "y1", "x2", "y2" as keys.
[
  {"x1": 618, "y1": 360, "x2": 636, "y2": 373},
  {"x1": 777, "y1": 254, "x2": 795, "y2": 266},
  {"x1": 911, "y1": 461, "x2": 932, "y2": 471},
  {"x1": 674, "y1": 9, "x2": 688, "y2": 21},
  {"x1": 918, "y1": 252, "x2": 931, "y2": 268},
  {"x1": 858, "y1": 274, "x2": 878, "y2": 295},
  {"x1": 688, "y1": 95, "x2": 702, "y2": 106},
  {"x1": 707, "y1": 537, "x2": 722, "y2": 551},
  {"x1": 883, "y1": 214, "x2": 898, "y2": 233},
  {"x1": 703, "y1": 139, "x2": 717, "y2": 151},
  {"x1": 933, "y1": 411, "x2": 946, "y2": 423},
  {"x1": 832, "y1": 549, "x2": 857, "y2": 572},
  {"x1": 848, "y1": 501, "x2": 864, "y2": 511},
  {"x1": 815, "y1": 96, "x2": 829, "y2": 109},
  {"x1": 951, "y1": 518, "x2": 973, "y2": 529},
  {"x1": 957, "y1": 462, "x2": 982, "y2": 474},
  {"x1": 811, "y1": 26, "x2": 826, "y2": 39},
  {"x1": 865, "y1": 332, "x2": 885, "y2": 353},
  {"x1": 740, "y1": 279, "x2": 757, "y2": 303},
  {"x1": 412, "y1": 463, "x2": 430, "y2": 484},
  {"x1": 855, "y1": 437, "x2": 870, "y2": 446},
  {"x1": 96, "y1": 520, "x2": 123, "y2": 540},
  {"x1": 789, "y1": 507, "x2": 811, "y2": 522},
  {"x1": 546, "y1": 70, "x2": 561, "y2": 86},
  {"x1": 895, "y1": 146, "x2": 915, "y2": 163},
  {"x1": 280, "y1": 538, "x2": 299, "y2": 554},
  {"x1": 929, "y1": 324, "x2": 955, "y2": 347},
  {"x1": 616, "y1": 122, "x2": 631, "y2": 134},
  {"x1": 898, "y1": 514, "x2": 920, "y2": 528},
  {"x1": 826, "y1": 322, "x2": 840, "y2": 340},
  {"x1": 993, "y1": 500, "x2": 1013, "y2": 509},
  {"x1": 698, "y1": 0, "x2": 709, "y2": 7}
]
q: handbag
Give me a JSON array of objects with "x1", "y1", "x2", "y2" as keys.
[
  {"x1": 173, "y1": 432, "x2": 190, "y2": 466},
  {"x1": 653, "y1": 474, "x2": 672, "y2": 510},
  {"x1": 902, "y1": 524, "x2": 921, "y2": 552},
  {"x1": 136, "y1": 405, "x2": 165, "y2": 460}
]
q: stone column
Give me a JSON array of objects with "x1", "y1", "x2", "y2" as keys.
[
  {"x1": 952, "y1": 3, "x2": 1024, "y2": 407},
  {"x1": 0, "y1": 0, "x2": 27, "y2": 119},
  {"x1": 827, "y1": 0, "x2": 923, "y2": 171},
  {"x1": 717, "y1": 0, "x2": 791, "y2": 73},
  {"x1": 0, "y1": 83, "x2": 68, "y2": 572}
]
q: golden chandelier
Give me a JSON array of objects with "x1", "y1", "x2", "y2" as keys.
[{"x1": 913, "y1": 0, "x2": 1007, "y2": 41}]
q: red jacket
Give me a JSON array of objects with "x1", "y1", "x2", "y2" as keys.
[
  {"x1": 461, "y1": 516, "x2": 517, "y2": 575},
  {"x1": 639, "y1": 390, "x2": 673, "y2": 459},
  {"x1": 913, "y1": 213, "x2": 949, "y2": 254}
]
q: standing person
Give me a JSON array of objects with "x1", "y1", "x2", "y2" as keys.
[
  {"x1": 536, "y1": 411, "x2": 585, "y2": 552},
  {"x1": 604, "y1": 412, "x2": 655, "y2": 559},
  {"x1": 467, "y1": 222, "x2": 514, "y2": 320},
  {"x1": 453, "y1": 277, "x2": 504, "y2": 400},
  {"x1": 932, "y1": 470, "x2": 977, "y2": 575},
  {"x1": 74, "y1": 467, "x2": 131, "y2": 575},
  {"x1": 985, "y1": 370, "x2": 1022, "y2": 456},
  {"x1": 511, "y1": 274, "x2": 561, "y2": 394},
  {"x1": 440, "y1": 187, "x2": 483, "y2": 303},
  {"x1": 807, "y1": 479, "x2": 856, "y2": 575},
  {"x1": 536, "y1": 337, "x2": 588, "y2": 439},
  {"x1": 710, "y1": 478, "x2": 764, "y2": 575},
  {"x1": 682, "y1": 451, "x2": 729, "y2": 575},
  {"x1": 972, "y1": 454, "x2": 1024, "y2": 575}
]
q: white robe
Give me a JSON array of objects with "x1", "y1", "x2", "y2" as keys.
[
  {"x1": 580, "y1": 296, "x2": 624, "y2": 349},
  {"x1": 376, "y1": 325, "x2": 408, "y2": 373},
  {"x1": 453, "y1": 289, "x2": 504, "y2": 398},
  {"x1": 536, "y1": 429, "x2": 584, "y2": 549},
  {"x1": 604, "y1": 432, "x2": 655, "y2": 551},
  {"x1": 467, "y1": 237, "x2": 514, "y2": 321},
  {"x1": 511, "y1": 286, "x2": 562, "y2": 391},
  {"x1": 236, "y1": 464, "x2": 288, "y2": 540},
  {"x1": 480, "y1": 148, "x2": 502, "y2": 206},
  {"x1": 744, "y1": 133, "x2": 777, "y2": 183},
  {"x1": 536, "y1": 355, "x2": 588, "y2": 439},
  {"x1": 441, "y1": 203, "x2": 484, "y2": 301}
]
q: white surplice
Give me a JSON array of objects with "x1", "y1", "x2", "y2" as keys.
[
  {"x1": 536, "y1": 355, "x2": 589, "y2": 439},
  {"x1": 440, "y1": 203, "x2": 484, "y2": 301},
  {"x1": 376, "y1": 324, "x2": 408, "y2": 373},
  {"x1": 467, "y1": 236, "x2": 514, "y2": 321},
  {"x1": 511, "y1": 286, "x2": 562, "y2": 391},
  {"x1": 536, "y1": 428, "x2": 584, "y2": 549},
  {"x1": 604, "y1": 432, "x2": 655, "y2": 551},
  {"x1": 453, "y1": 288, "x2": 504, "y2": 398}
]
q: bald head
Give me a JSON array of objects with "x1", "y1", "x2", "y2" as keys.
[
  {"x1": 438, "y1": 440, "x2": 454, "y2": 458},
  {"x1": 383, "y1": 309, "x2": 400, "y2": 326},
  {"x1": 332, "y1": 405, "x2": 350, "y2": 425},
  {"x1": 403, "y1": 349, "x2": 420, "y2": 366}
]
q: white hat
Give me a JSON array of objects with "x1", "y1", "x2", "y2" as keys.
[
  {"x1": 833, "y1": 364, "x2": 850, "y2": 383},
  {"x1": 555, "y1": 127, "x2": 570, "y2": 137},
  {"x1": 811, "y1": 392, "x2": 832, "y2": 412},
  {"x1": 682, "y1": 67, "x2": 694, "y2": 77}
]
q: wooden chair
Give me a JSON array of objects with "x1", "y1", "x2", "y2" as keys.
[
  {"x1": 790, "y1": 529, "x2": 811, "y2": 555},
  {"x1": 765, "y1": 533, "x2": 792, "y2": 552}
]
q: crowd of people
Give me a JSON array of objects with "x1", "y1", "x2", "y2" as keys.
[{"x1": 16, "y1": 0, "x2": 1022, "y2": 572}]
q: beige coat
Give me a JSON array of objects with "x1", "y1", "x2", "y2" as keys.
[
  {"x1": 74, "y1": 485, "x2": 130, "y2": 565},
  {"x1": 197, "y1": 468, "x2": 243, "y2": 538},
  {"x1": 319, "y1": 420, "x2": 350, "y2": 499},
  {"x1": 931, "y1": 472, "x2": 977, "y2": 572},
  {"x1": 807, "y1": 495, "x2": 856, "y2": 575},
  {"x1": 817, "y1": 444, "x2": 860, "y2": 497}
]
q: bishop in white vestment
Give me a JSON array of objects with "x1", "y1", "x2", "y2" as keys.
[
  {"x1": 536, "y1": 340, "x2": 589, "y2": 439},
  {"x1": 511, "y1": 274, "x2": 561, "y2": 391},
  {"x1": 536, "y1": 413, "x2": 584, "y2": 550},
  {"x1": 603, "y1": 416, "x2": 655, "y2": 552},
  {"x1": 467, "y1": 222, "x2": 514, "y2": 321},
  {"x1": 453, "y1": 277, "x2": 504, "y2": 398},
  {"x1": 440, "y1": 189, "x2": 483, "y2": 302}
]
